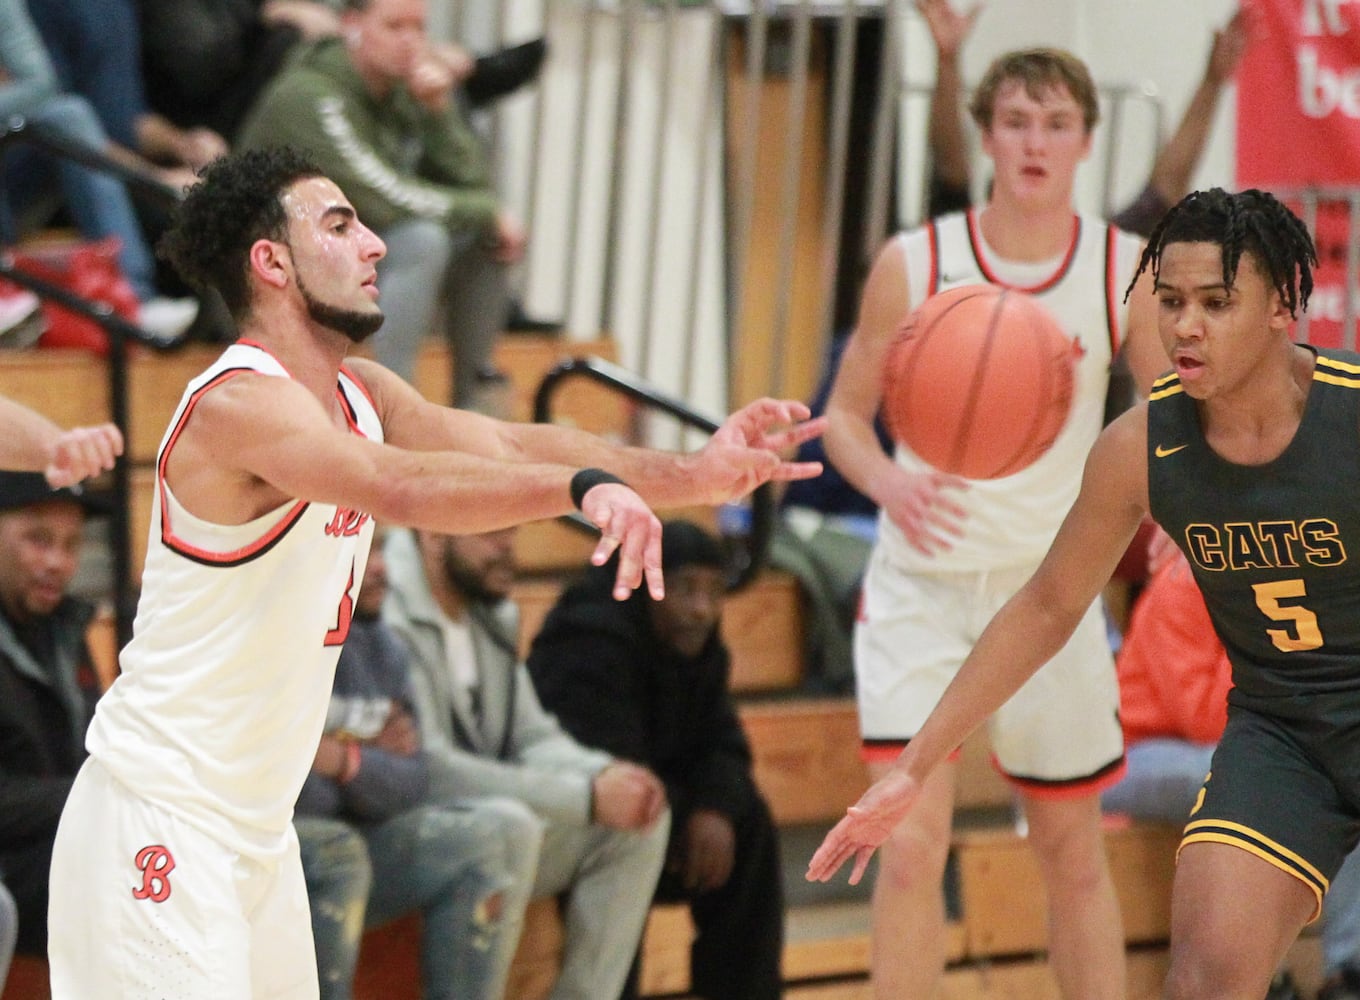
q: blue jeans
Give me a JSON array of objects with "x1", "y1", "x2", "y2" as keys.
[
  {"x1": 0, "y1": 93, "x2": 158, "y2": 301},
  {"x1": 0, "y1": 879, "x2": 16, "y2": 992},
  {"x1": 1326, "y1": 844, "x2": 1360, "y2": 975},
  {"x1": 24, "y1": 0, "x2": 148, "y2": 149},
  {"x1": 529, "y1": 800, "x2": 670, "y2": 1000},
  {"x1": 363, "y1": 799, "x2": 539, "y2": 1000},
  {"x1": 295, "y1": 816, "x2": 373, "y2": 1000},
  {"x1": 1100, "y1": 738, "x2": 1214, "y2": 825}
]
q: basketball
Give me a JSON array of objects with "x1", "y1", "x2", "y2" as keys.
[{"x1": 882, "y1": 284, "x2": 1078, "y2": 480}]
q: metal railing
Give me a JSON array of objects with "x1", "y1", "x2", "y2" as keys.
[
  {"x1": 1, "y1": 116, "x2": 191, "y2": 642},
  {"x1": 533, "y1": 353, "x2": 776, "y2": 591},
  {"x1": 1276, "y1": 185, "x2": 1360, "y2": 351}
]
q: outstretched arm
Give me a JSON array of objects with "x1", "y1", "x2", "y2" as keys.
[
  {"x1": 169, "y1": 363, "x2": 824, "y2": 602},
  {"x1": 807, "y1": 406, "x2": 1151, "y2": 884},
  {"x1": 0, "y1": 395, "x2": 123, "y2": 487},
  {"x1": 1146, "y1": 8, "x2": 1249, "y2": 206},
  {"x1": 356, "y1": 357, "x2": 826, "y2": 510},
  {"x1": 919, "y1": 0, "x2": 981, "y2": 195}
]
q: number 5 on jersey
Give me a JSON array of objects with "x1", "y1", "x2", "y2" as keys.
[{"x1": 1253, "y1": 579, "x2": 1324, "y2": 652}]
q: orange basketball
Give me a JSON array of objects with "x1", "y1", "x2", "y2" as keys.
[{"x1": 882, "y1": 284, "x2": 1078, "y2": 480}]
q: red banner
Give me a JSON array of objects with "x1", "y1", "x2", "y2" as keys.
[{"x1": 1236, "y1": 0, "x2": 1360, "y2": 347}]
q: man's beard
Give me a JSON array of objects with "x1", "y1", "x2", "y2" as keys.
[
  {"x1": 297, "y1": 271, "x2": 384, "y2": 344},
  {"x1": 441, "y1": 541, "x2": 511, "y2": 605}
]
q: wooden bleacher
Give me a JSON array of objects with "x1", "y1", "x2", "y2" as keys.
[{"x1": 0, "y1": 338, "x2": 1325, "y2": 1000}]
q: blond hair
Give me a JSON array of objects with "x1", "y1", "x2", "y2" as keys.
[{"x1": 968, "y1": 48, "x2": 1100, "y2": 133}]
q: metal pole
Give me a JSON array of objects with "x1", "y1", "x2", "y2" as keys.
[
  {"x1": 561, "y1": 0, "x2": 601, "y2": 328},
  {"x1": 729, "y1": 4, "x2": 769, "y2": 385},
  {"x1": 679, "y1": 7, "x2": 724, "y2": 405},
  {"x1": 1346, "y1": 190, "x2": 1360, "y2": 351},
  {"x1": 767, "y1": 0, "x2": 813, "y2": 400},
  {"x1": 815, "y1": 0, "x2": 861, "y2": 362},
  {"x1": 600, "y1": 0, "x2": 641, "y2": 343},
  {"x1": 635, "y1": 0, "x2": 680, "y2": 380},
  {"x1": 864, "y1": 0, "x2": 903, "y2": 263}
]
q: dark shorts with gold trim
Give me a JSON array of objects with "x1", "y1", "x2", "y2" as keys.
[{"x1": 1181, "y1": 700, "x2": 1360, "y2": 920}]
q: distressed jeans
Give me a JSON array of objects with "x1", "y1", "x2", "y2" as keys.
[
  {"x1": 296, "y1": 816, "x2": 372, "y2": 1000},
  {"x1": 363, "y1": 800, "x2": 539, "y2": 1000}
]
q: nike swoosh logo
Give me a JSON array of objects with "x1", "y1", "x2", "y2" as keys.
[{"x1": 1155, "y1": 444, "x2": 1189, "y2": 458}]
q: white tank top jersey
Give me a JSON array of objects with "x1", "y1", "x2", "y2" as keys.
[
  {"x1": 85, "y1": 341, "x2": 382, "y2": 860},
  {"x1": 877, "y1": 208, "x2": 1145, "y2": 574}
]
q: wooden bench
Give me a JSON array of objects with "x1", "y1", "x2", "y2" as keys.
[{"x1": 953, "y1": 819, "x2": 1181, "y2": 959}]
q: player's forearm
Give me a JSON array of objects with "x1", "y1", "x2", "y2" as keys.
[
  {"x1": 492, "y1": 420, "x2": 716, "y2": 509},
  {"x1": 823, "y1": 407, "x2": 896, "y2": 507},
  {"x1": 1147, "y1": 77, "x2": 1223, "y2": 205},
  {"x1": 929, "y1": 52, "x2": 971, "y2": 188},
  {"x1": 0, "y1": 396, "x2": 62, "y2": 471}
]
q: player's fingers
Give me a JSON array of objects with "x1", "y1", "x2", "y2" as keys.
[
  {"x1": 848, "y1": 846, "x2": 876, "y2": 886},
  {"x1": 641, "y1": 523, "x2": 664, "y2": 600},
  {"x1": 768, "y1": 459, "x2": 824, "y2": 483},
  {"x1": 806, "y1": 837, "x2": 852, "y2": 883},
  {"x1": 91, "y1": 423, "x2": 125, "y2": 460},
  {"x1": 610, "y1": 512, "x2": 660, "y2": 601},
  {"x1": 756, "y1": 415, "x2": 829, "y2": 454},
  {"x1": 590, "y1": 526, "x2": 621, "y2": 567}
]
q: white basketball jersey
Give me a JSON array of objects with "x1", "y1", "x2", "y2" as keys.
[
  {"x1": 879, "y1": 209, "x2": 1143, "y2": 573},
  {"x1": 86, "y1": 341, "x2": 382, "y2": 859}
]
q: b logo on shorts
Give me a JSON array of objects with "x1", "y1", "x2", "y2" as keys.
[{"x1": 131, "y1": 844, "x2": 175, "y2": 903}]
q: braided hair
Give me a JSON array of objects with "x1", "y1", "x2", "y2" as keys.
[
  {"x1": 1125, "y1": 188, "x2": 1318, "y2": 318},
  {"x1": 158, "y1": 147, "x2": 325, "y2": 321}
]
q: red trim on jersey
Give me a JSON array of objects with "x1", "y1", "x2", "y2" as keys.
[
  {"x1": 339, "y1": 365, "x2": 378, "y2": 420},
  {"x1": 1104, "y1": 225, "x2": 1122, "y2": 354},
  {"x1": 925, "y1": 221, "x2": 940, "y2": 296},
  {"x1": 157, "y1": 368, "x2": 310, "y2": 566},
  {"x1": 965, "y1": 209, "x2": 1081, "y2": 294},
  {"x1": 1005, "y1": 754, "x2": 1127, "y2": 801}
]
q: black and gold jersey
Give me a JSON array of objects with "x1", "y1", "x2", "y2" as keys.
[{"x1": 1148, "y1": 348, "x2": 1360, "y2": 708}]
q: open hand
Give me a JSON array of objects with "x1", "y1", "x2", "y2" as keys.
[
  {"x1": 691, "y1": 399, "x2": 827, "y2": 502},
  {"x1": 806, "y1": 768, "x2": 921, "y2": 885},
  {"x1": 915, "y1": 0, "x2": 982, "y2": 59},
  {"x1": 877, "y1": 463, "x2": 970, "y2": 556}
]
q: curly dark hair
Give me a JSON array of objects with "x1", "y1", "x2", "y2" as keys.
[
  {"x1": 1125, "y1": 188, "x2": 1318, "y2": 318},
  {"x1": 158, "y1": 147, "x2": 325, "y2": 321}
]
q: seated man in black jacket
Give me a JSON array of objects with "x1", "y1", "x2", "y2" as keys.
[
  {"x1": 0, "y1": 470, "x2": 103, "y2": 956},
  {"x1": 527, "y1": 519, "x2": 784, "y2": 1000}
]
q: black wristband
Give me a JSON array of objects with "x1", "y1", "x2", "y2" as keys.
[{"x1": 570, "y1": 468, "x2": 627, "y2": 510}]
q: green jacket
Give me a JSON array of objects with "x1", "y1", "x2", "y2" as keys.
[{"x1": 237, "y1": 37, "x2": 500, "y2": 233}]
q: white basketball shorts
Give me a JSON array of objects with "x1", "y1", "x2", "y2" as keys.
[
  {"x1": 48, "y1": 758, "x2": 318, "y2": 999},
  {"x1": 855, "y1": 553, "x2": 1125, "y2": 794}
]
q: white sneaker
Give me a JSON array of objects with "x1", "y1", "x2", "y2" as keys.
[
  {"x1": 0, "y1": 288, "x2": 45, "y2": 348},
  {"x1": 137, "y1": 296, "x2": 199, "y2": 343}
]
